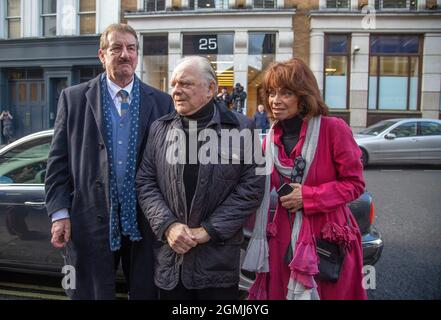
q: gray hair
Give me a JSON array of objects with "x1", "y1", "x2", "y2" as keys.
[{"x1": 174, "y1": 56, "x2": 218, "y2": 92}]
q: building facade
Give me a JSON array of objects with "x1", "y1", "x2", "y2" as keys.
[
  {"x1": 0, "y1": 0, "x2": 440, "y2": 142},
  {"x1": 0, "y1": 0, "x2": 137, "y2": 141}
]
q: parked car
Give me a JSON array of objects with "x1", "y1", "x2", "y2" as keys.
[
  {"x1": 354, "y1": 118, "x2": 441, "y2": 167},
  {"x1": 0, "y1": 130, "x2": 383, "y2": 297}
]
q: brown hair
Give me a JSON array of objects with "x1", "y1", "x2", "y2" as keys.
[
  {"x1": 261, "y1": 58, "x2": 329, "y2": 120},
  {"x1": 99, "y1": 23, "x2": 139, "y2": 51}
]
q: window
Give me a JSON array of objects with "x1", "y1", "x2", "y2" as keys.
[
  {"x1": 143, "y1": 35, "x2": 168, "y2": 92},
  {"x1": 420, "y1": 122, "x2": 441, "y2": 136},
  {"x1": 326, "y1": 0, "x2": 350, "y2": 9},
  {"x1": 253, "y1": 0, "x2": 276, "y2": 8},
  {"x1": 121, "y1": 0, "x2": 137, "y2": 23},
  {"x1": 324, "y1": 34, "x2": 350, "y2": 109},
  {"x1": 183, "y1": 33, "x2": 234, "y2": 89},
  {"x1": 79, "y1": 67, "x2": 102, "y2": 83},
  {"x1": 144, "y1": 0, "x2": 165, "y2": 11},
  {"x1": 390, "y1": 122, "x2": 417, "y2": 138},
  {"x1": 375, "y1": 0, "x2": 417, "y2": 10},
  {"x1": 188, "y1": 0, "x2": 228, "y2": 10},
  {"x1": 78, "y1": 0, "x2": 96, "y2": 35},
  {"x1": 0, "y1": 137, "x2": 51, "y2": 184},
  {"x1": 248, "y1": 32, "x2": 276, "y2": 115},
  {"x1": 369, "y1": 35, "x2": 421, "y2": 111},
  {"x1": 6, "y1": 0, "x2": 21, "y2": 38},
  {"x1": 41, "y1": 0, "x2": 56, "y2": 36}
]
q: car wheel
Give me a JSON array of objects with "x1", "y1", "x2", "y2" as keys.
[{"x1": 361, "y1": 149, "x2": 368, "y2": 168}]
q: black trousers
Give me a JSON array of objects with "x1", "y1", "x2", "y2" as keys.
[
  {"x1": 159, "y1": 279, "x2": 238, "y2": 300},
  {"x1": 113, "y1": 235, "x2": 131, "y2": 285},
  {"x1": 113, "y1": 213, "x2": 157, "y2": 300}
]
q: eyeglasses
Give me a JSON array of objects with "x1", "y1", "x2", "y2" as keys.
[
  {"x1": 268, "y1": 89, "x2": 295, "y2": 99},
  {"x1": 291, "y1": 156, "x2": 306, "y2": 183}
]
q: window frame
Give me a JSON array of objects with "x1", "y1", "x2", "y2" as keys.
[
  {"x1": 323, "y1": 33, "x2": 351, "y2": 110},
  {"x1": 374, "y1": 0, "x2": 418, "y2": 11},
  {"x1": 144, "y1": 0, "x2": 166, "y2": 11},
  {"x1": 78, "y1": 0, "x2": 96, "y2": 35},
  {"x1": 326, "y1": 0, "x2": 351, "y2": 9},
  {"x1": 368, "y1": 34, "x2": 423, "y2": 111},
  {"x1": 6, "y1": 0, "x2": 21, "y2": 39}
]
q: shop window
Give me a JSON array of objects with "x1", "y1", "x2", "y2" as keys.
[
  {"x1": 6, "y1": 0, "x2": 21, "y2": 38},
  {"x1": 183, "y1": 33, "x2": 234, "y2": 90},
  {"x1": 42, "y1": 0, "x2": 56, "y2": 36},
  {"x1": 143, "y1": 35, "x2": 169, "y2": 92},
  {"x1": 79, "y1": 0, "x2": 96, "y2": 35},
  {"x1": 368, "y1": 35, "x2": 421, "y2": 111},
  {"x1": 324, "y1": 34, "x2": 350, "y2": 109},
  {"x1": 247, "y1": 32, "x2": 276, "y2": 115}
]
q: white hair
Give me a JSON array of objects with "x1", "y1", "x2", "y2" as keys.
[{"x1": 173, "y1": 56, "x2": 218, "y2": 92}]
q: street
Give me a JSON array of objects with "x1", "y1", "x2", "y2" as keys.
[
  {"x1": 1, "y1": 165, "x2": 440, "y2": 300},
  {"x1": 365, "y1": 165, "x2": 441, "y2": 300}
]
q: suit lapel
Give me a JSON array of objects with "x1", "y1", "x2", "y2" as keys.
[{"x1": 86, "y1": 75, "x2": 106, "y2": 145}]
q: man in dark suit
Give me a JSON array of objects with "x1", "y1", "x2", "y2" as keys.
[{"x1": 44, "y1": 23, "x2": 173, "y2": 299}]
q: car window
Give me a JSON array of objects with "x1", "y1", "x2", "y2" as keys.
[
  {"x1": 390, "y1": 122, "x2": 417, "y2": 138},
  {"x1": 0, "y1": 136, "x2": 52, "y2": 184},
  {"x1": 420, "y1": 122, "x2": 441, "y2": 136},
  {"x1": 358, "y1": 120, "x2": 398, "y2": 136}
]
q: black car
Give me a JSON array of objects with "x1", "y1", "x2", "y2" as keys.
[{"x1": 0, "y1": 130, "x2": 383, "y2": 294}]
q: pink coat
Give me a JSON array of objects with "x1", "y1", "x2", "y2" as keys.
[{"x1": 250, "y1": 116, "x2": 368, "y2": 300}]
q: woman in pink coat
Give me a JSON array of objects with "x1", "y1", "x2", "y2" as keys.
[{"x1": 244, "y1": 58, "x2": 367, "y2": 300}]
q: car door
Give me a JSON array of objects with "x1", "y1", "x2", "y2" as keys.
[
  {"x1": 379, "y1": 121, "x2": 419, "y2": 163},
  {"x1": 0, "y1": 134, "x2": 62, "y2": 271},
  {"x1": 418, "y1": 121, "x2": 441, "y2": 162}
]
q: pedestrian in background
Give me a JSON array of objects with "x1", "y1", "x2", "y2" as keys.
[
  {"x1": 231, "y1": 83, "x2": 247, "y2": 113},
  {"x1": 216, "y1": 87, "x2": 231, "y2": 109},
  {"x1": 253, "y1": 104, "x2": 270, "y2": 134},
  {"x1": 0, "y1": 110, "x2": 14, "y2": 144}
]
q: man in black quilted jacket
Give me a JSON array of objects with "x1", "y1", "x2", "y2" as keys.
[{"x1": 136, "y1": 56, "x2": 265, "y2": 300}]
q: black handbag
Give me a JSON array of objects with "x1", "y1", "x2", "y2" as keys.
[{"x1": 316, "y1": 238, "x2": 345, "y2": 283}]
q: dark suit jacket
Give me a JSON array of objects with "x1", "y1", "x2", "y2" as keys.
[{"x1": 45, "y1": 74, "x2": 174, "y2": 299}]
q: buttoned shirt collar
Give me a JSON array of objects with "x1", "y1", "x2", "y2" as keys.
[{"x1": 106, "y1": 76, "x2": 134, "y2": 100}]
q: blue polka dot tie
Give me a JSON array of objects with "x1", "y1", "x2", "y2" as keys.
[{"x1": 118, "y1": 90, "x2": 129, "y2": 117}]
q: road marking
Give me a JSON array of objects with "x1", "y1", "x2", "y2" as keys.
[
  {"x1": 0, "y1": 281, "x2": 127, "y2": 300},
  {"x1": 0, "y1": 281, "x2": 64, "y2": 293},
  {"x1": 423, "y1": 170, "x2": 441, "y2": 172},
  {"x1": 0, "y1": 288, "x2": 69, "y2": 300}
]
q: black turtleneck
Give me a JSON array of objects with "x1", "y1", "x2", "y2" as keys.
[
  {"x1": 181, "y1": 100, "x2": 215, "y2": 214},
  {"x1": 280, "y1": 116, "x2": 302, "y2": 157}
]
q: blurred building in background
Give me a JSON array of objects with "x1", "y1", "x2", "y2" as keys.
[{"x1": 0, "y1": 0, "x2": 440, "y2": 141}]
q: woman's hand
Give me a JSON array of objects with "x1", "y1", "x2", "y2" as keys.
[{"x1": 280, "y1": 183, "x2": 303, "y2": 212}]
